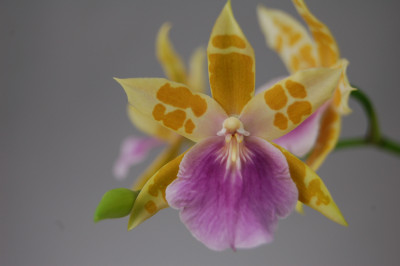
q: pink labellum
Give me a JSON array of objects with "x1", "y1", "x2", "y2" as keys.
[{"x1": 166, "y1": 136, "x2": 298, "y2": 251}]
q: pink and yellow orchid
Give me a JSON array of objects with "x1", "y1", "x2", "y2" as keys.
[
  {"x1": 113, "y1": 23, "x2": 206, "y2": 190},
  {"x1": 257, "y1": 0, "x2": 355, "y2": 170},
  {"x1": 116, "y1": 1, "x2": 346, "y2": 251}
]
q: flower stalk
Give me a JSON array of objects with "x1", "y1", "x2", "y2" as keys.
[{"x1": 335, "y1": 87, "x2": 400, "y2": 155}]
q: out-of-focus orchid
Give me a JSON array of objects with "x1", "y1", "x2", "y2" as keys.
[
  {"x1": 113, "y1": 23, "x2": 206, "y2": 190},
  {"x1": 257, "y1": 0, "x2": 355, "y2": 170},
  {"x1": 115, "y1": 1, "x2": 346, "y2": 251}
]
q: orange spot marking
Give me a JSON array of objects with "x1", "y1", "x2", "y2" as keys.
[
  {"x1": 293, "y1": 0, "x2": 302, "y2": 7},
  {"x1": 333, "y1": 88, "x2": 341, "y2": 107},
  {"x1": 285, "y1": 154, "x2": 308, "y2": 202},
  {"x1": 209, "y1": 53, "x2": 254, "y2": 114},
  {"x1": 289, "y1": 33, "x2": 302, "y2": 46},
  {"x1": 212, "y1": 34, "x2": 246, "y2": 49},
  {"x1": 287, "y1": 101, "x2": 312, "y2": 124},
  {"x1": 284, "y1": 150, "x2": 330, "y2": 206},
  {"x1": 274, "y1": 112, "x2": 288, "y2": 130},
  {"x1": 285, "y1": 80, "x2": 307, "y2": 98},
  {"x1": 152, "y1": 104, "x2": 166, "y2": 121},
  {"x1": 311, "y1": 30, "x2": 338, "y2": 67},
  {"x1": 151, "y1": 159, "x2": 181, "y2": 201},
  {"x1": 273, "y1": 18, "x2": 317, "y2": 70},
  {"x1": 148, "y1": 183, "x2": 158, "y2": 197},
  {"x1": 302, "y1": 14, "x2": 324, "y2": 29},
  {"x1": 308, "y1": 179, "x2": 331, "y2": 205},
  {"x1": 312, "y1": 30, "x2": 334, "y2": 45},
  {"x1": 184, "y1": 119, "x2": 195, "y2": 134},
  {"x1": 157, "y1": 83, "x2": 207, "y2": 117},
  {"x1": 299, "y1": 44, "x2": 317, "y2": 68},
  {"x1": 272, "y1": 18, "x2": 302, "y2": 47},
  {"x1": 291, "y1": 56, "x2": 300, "y2": 71},
  {"x1": 318, "y1": 44, "x2": 337, "y2": 67},
  {"x1": 264, "y1": 84, "x2": 288, "y2": 110},
  {"x1": 273, "y1": 18, "x2": 292, "y2": 34},
  {"x1": 152, "y1": 103, "x2": 186, "y2": 130},
  {"x1": 275, "y1": 35, "x2": 283, "y2": 53},
  {"x1": 144, "y1": 201, "x2": 157, "y2": 214}
]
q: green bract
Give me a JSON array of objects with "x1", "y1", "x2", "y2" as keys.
[{"x1": 94, "y1": 188, "x2": 139, "y2": 222}]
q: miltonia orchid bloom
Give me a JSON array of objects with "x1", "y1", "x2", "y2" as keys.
[
  {"x1": 257, "y1": 0, "x2": 355, "y2": 170},
  {"x1": 116, "y1": 1, "x2": 346, "y2": 251},
  {"x1": 114, "y1": 23, "x2": 206, "y2": 189}
]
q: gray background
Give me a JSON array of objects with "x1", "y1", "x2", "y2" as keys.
[{"x1": 2, "y1": 0, "x2": 400, "y2": 265}]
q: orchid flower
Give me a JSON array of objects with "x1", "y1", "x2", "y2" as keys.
[
  {"x1": 115, "y1": 1, "x2": 346, "y2": 251},
  {"x1": 113, "y1": 23, "x2": 206, "y2": 189},
  {"x1": 257, "y1": 0, "x2": 355, "y2": 169}
]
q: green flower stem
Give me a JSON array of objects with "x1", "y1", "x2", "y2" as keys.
[
  {"x1": 335, "y1": 86, "x2": 400, "y2": 155},
  {"x1": 351, "y1": 89, "x2": 381, "y2": 142},
  {"x1": 336, "y1": 136, "x2": 400, "y2": 155},
  {"x1": 335, "y1": 137, "x2": 367, "y2": 149},
  {"x1": 378, "y1": 137, "x2": 400, "y2": 154}
]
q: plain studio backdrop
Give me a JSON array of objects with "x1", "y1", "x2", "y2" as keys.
[{"x1": 1, "y1": 0, "x2": 400, "y2": 265}]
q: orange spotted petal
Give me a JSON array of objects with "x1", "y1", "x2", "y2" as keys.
[
  {"x1": 128, "y1": 105, "x2": 177, "y2": 142},
  {"x1": 274, "y1": 144, "x2": 347, "y2": 226},
  {"x1": 306, "y1": 104, "x2": 341, "y2": 171},
  {"x1": 292, "y1": 0, "x2": 340, "y2": 67},
  {"x1": 156, "y1": 23, "x2": 187, "y2": 84},
  {"x1": 257, "y1": 4, "x2": 319, "y2": 73},
  {"x1": 240, "y1": 68, "x2": 341, "y2": 141},
  {"x1": 128, "y1": 152, "x2": 186, "y2": 230},
  {"x1": 207, "y1": 1, "x2": 255, "y2": 115},
  {"x1": 116, "y1": 78, "x2": 228, "y2": 142}
]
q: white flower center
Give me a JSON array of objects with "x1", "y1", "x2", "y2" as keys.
[
  {"x1": 217, "y1": 116, "x2": 249, "y2": 137},
  {"x1": 217, "y1": 117, "x2": 251, "y2": 174}
]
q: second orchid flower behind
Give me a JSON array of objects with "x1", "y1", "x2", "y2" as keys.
[
  {"x1": 115, "y1": 1, "x2": 346, "y2": 251},
  {"x1": 257, "y1": 0, "x2": 355, "y2": 169}
]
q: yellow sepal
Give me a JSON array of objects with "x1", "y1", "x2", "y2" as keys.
[
  {"x1": 275, "y1": 143, "x2": 347, "y2": 226},
  {"x1": 128, "y1": 152, "x2": 187, "y2": 230},
  {"x1": 207, "y1": 1, "x2": 255, "y2": 115}
]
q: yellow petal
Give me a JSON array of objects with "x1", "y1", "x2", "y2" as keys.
[
  {"x1": 240, "y1": 67, "x2": 341, "y2": 141},
  {"x1": 128, "y1": 152, "x2": 186, "y2": 230},
  {"x1": 257, "y1": 5, "x2": 319, "y2": 73},
  {"x1": 116, "y1": 78, "x2": 228, "y2": 142},
  {"x1": 306, "y1": 104, "x2": 341, "y2": 171},
  {"x1": 156, "y1": 23, "x2": 187, "y2": 84},
  {"x1": 187, "y1": 46, "x2": 207, "y2": 94},
  {"x1": 207, "y1": 1, "x2": 255, "y2": 115},
  {"x1": 128, "y1": 105, "x2": 176, "y2": 142},
  {"x1": 292, "y1": 0, "x2": 340, "y2": 67},
  {"x1": 274, "y1": 144, "x2": 347, "y2": 226},
  {"x1": 332, "y1": 59, "x2": 356, "y2": 115},
  {"x1": 132, "y1": 136, "x2": 183, "y2": 190}
]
